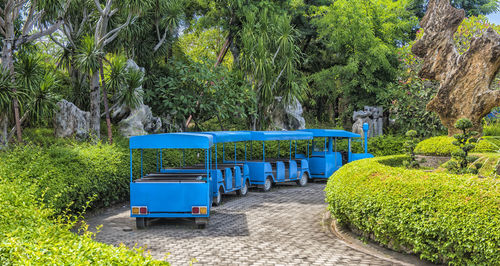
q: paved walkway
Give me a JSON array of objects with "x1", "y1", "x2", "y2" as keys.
[{"x1": 86, "y1": 183, "x2": 399, "y2": 265}]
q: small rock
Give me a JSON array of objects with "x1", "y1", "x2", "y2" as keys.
[{"x1": 123, "y1": 227, "x2": 133, "y2": 232}]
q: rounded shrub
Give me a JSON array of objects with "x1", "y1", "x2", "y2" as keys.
[
  {"x1": 415, "y1": 136, "x2": 497, "y2": 156},
  {"x1": 325, "y1": 156, "x2": 499, "y2": 265}
]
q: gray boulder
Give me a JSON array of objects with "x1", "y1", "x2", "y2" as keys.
[
  {"x1": 271, "y1": 97, "x2": 306, "y2": 130},
  {"x1": 117, "y1": 105, "x2": 162, "y2": 138},
  {"x1": 54, "y1": 99, "x2": 90, "y2": 140}
]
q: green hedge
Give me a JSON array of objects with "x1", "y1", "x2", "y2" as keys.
[
  {"x1": 0, "y1": 179, "x2": 165, "y2": 265},
  {"x1": 325, "y1": 156, "x2": 500, "y2": 265},
  {"x1": 415, "y1": 136, "x2": 498, "y2": 156}
]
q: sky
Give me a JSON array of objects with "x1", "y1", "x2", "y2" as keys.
[{"x1": 487, "y1": 12, "x2": 500, "y2": 25}]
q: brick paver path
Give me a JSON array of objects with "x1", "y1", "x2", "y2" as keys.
[{"x1": 86, "y1": 183, "x2": 398, "y2": 265}]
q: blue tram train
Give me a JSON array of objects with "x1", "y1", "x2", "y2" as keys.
[{"x1": 129, "y1": 124, "x2": 373, "y2": 228}]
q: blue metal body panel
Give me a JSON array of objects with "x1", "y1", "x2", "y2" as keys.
[
  {"x1": 130, "y1": 181, "x2": 211, "y2": 218},
  {"x1": 200, "y1": 131, "x2": 252, "y2": 197},
  {"x1": 305, "y1": 127, "x2": 374, "y2": 179},
  {"x1": 247, "y1": 161, "x2": 274, "y2": 185},
  {"x1": 130, "y1": 133, "x2": 214, "y2": 223},
  {"x1": 245, "y1": 131, "x2": 312, "y2": 186}
]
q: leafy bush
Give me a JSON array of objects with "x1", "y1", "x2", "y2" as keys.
[
  {"x1": 0, "y1": 142, "x2": 131, "y2": 213},
  {"x1": 365, "y1": 135, "x2": 406, "y2": 156},
  {"x1": 325, "y1": 156, "x2": 500, "y2": 265},
  {"x1": 415, "y1": 136, "x2": 497, "y2": 156},
  {"x1": 0, "y1": 179, "x2": 165, "y2": 265},
  {"x1": 483, "y1": 122, "x2": 500, "y2": 136}
]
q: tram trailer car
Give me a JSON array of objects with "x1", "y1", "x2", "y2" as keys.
[
  {"x1": 246, "y1": 131, "x2": 313, "y2": 191},
  {"x1": 302, "y1": 123, "x2": 374, "y2": 179},
  {"x1": 129, "y1": 133, "x2": 216, "y2": 229},
  {"x1": 200, "y1": 131, "x2": 252, "y2": 206}
]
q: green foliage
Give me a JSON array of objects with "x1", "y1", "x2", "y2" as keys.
[
  {"x1": 446, "y1": 118, "x2": 481, "y2": 174},
  {"x1": 0, "y1": 140, "x2": 131, "y2": 213},
  {"x1": 309, "y1": 0, "x2": 417, "y2": 124},
  {"x1": 145, "y1": 59, "x2": 255, "y2": 130},
  {"x1": 175, "y1": 27, "x2": 233, "y2": 69},
  {"x1": 0, "y1": 179, "x2": 166, "y2": 265},
  {"x1": 387, "y1": 42, "x2": 446, "y2": 136},
  {"x1": 403, "y1": 130, "x2": 420, "y2": 168},
  {"x1": 237, "y1": 1, "x2": 302, "y2": 127},
  {"x1": 484, "y1": 121, "x2": 500, "y2": 136},
  {"x1": 325, "y1": 156, "x2": 500, "y2": 264},
  {"x1": 415, "y1": 136, "x2": 497, "y2": 156},
  {"x1": 365, "y1": 135, "x2": 407, "y2": 156},
  {"x1": 415, "y1": 136, "x2": 459, "y2": 156},
  {"x1": 75, "y1": 36, "x2": 102, "y2": 75}
]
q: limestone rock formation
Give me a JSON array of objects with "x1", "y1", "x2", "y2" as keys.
[
  {"x1": 54, "y1": 100, "x2": 90, "y2": 139},
  {"x1": 412, "y1": 0, "x2": 500, "y2": 135},
  {"x1": 352, "y1": 106, "x2": 383, "y2": 138},
  {"x1": 116, "y1": 105, "x2": 162, "y2": 138},
  {"x1": 271, "y1": 97, "x2": 306, "y2": 130}
]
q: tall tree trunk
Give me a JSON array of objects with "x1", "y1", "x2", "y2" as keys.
[
  {"x1": 100, "y1": 59, "x2": 112, "y2": 144},
  {"x1": 1, "y1": 28, "x2": 22, "y2": 143},
  {"x1": 90, "y1": 71, "x2": 101, "y2": 139}
]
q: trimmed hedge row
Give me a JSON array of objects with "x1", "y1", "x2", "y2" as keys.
[
  {"x1": 415, "y1": 136, "x2": 498, "y2": 156},
  {"x1": 325, "y1": 156, "x2": 500, "y2": 265},
  {"x1": 0, "y1": 179, "x2": 165, "y2": 265}
]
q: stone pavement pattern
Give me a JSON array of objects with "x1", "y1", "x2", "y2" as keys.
[{"x1": 87, "y1": 183, "x2": 399, "y2": 265}]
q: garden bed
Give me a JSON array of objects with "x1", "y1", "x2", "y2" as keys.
[{"x1": 325, "y1": 155, "x2": 499, "y2": 265}]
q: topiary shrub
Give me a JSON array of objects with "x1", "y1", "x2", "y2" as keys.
[
  {"x1": 445, "y1": 118, "x2": 482, "y2": 174},
  {"x1": 415, "y1": 136, "x2": 497, "y2": 156},
  {"x1": 403, "y1": 130, "x2": 421, "y2": 168},
  {"x1": 414, "y1": 136, "x2": 458, "y2": 156},
  {"x1": 325, "y1": 156, "x2": 499, "y2": 265}
]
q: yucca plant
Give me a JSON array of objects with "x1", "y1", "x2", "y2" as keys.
[{"x1": 116, "y1": 68, "x2": 144, "y2": 110}]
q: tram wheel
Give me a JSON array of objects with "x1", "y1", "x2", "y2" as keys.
[
  {"x1": 263, "y1": 177, "x2": 272, "y2": 192},
  {"x1": 213, "y1": 187, "x2": 223, "y2": 206},
  {"x1": 296, "y1": 172, "x2": 309, "y2": 187},
  {"x1": 136, "y1": 217, "x2": 147, "y2": 229},
  {"x1": 236, "y1": 180, "x2": 249, "y2": 196}
]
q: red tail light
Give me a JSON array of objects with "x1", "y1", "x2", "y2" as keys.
[
  {"x1": 140, "y1": 207, "x2": 148, "y2": 214},
  {"x1": 192, "y1": 206, "x2": 200, "y2": 214}
]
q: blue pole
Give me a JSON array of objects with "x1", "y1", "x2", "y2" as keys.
[
  {"x1": 307, "y1": 140, "x2": 309, "y2": 161},
  {"x1": 160, "y1": 149, "x2": 163, "y2": 170},
  {"x1": 223, "y1": 143, "x2": 225, "y2": 163},
  {"x1": 215, "y1": 144, "x2": 218, "y2": 169},
  {"x1": 289, "y1": 140, "x2": 292, "y2": 160},
  {"x1": 348, "y1": 138, "x2": 352, "y2": 162},
  {"x1": 362, "y1": 123, "x2": 369, "y2": 154},
  {"x1": 156, "y1": 149, "x2": 159, "y2": 172},
  {"x1": 140, "y1": 149, "x2": 143, "y2": 178},
  {"x1": 295, "y1": 141, "x2": 297, "y2": 158},
  {"x1": 324, "y1": 138, "x2": 327, "y2": 155},
  {"x1": 278, "y1": 141, "x2": 280, "y2": 158},
  {"x1": 245, "y1": 142, "x2": 247, "y2": 161},
  {"x1": 263, "y1": 141, "x2": 265, "y2": 162},
  {"x1": 234, "y1": 143, "x2": 237, "y2": 163},
  {"x1": 130, "y1": 149, "x2": 133, "y2": 182}
]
